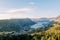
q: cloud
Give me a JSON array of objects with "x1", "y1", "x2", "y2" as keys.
[
  {"x1": 0, "y1": 13, "x2": 11, "y2": 19},
  {"x1": 6, "y1": 8, "x2": 32, "y2": 13},
  {"x1": 0, "y1": 8, "x2": 33, "y2": 14},
  {"x1": 0, "y1": 8, "x2": 34, "y2": 19},
  {"x1": 29, "y1": 2, "x2": 35, "y2": 5}
]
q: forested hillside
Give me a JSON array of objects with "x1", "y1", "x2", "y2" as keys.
[
  {"x1": 0, "y1": 22, "x2": 60, "y2": 40},
  {"x1": 0, "y1": 16, "x2": 60, "y2": 40},
  {"x1": 0, "y1": 18, "x2": 36, "y2": 32}
]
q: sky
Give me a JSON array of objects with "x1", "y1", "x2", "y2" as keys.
[{"x1": 0, "y1": 0, "x2": 60, "y2": 19}]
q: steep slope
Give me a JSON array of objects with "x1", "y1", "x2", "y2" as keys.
[
  {"x1": 46, "y1": 22, "x2": 60, "y2": 33},
  {"x1": 30, "y1": 22, "x2": 60, "y2": 40}
]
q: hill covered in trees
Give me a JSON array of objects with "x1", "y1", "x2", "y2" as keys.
[
  {"x1": 0, "y1": 18, "x2": 36, "y2": 33},
  {"x1": 0, "y1": 16, "x2": 60, "y2": 40},
  {"x1": 0, "y1": 21, "x2": 60, "y2": 40}
]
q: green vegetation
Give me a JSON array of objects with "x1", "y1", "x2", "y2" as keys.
[
  {"x1": 0, "y1": 19, "x2": 35, "y2": 32},
  {"x1": 0, "y1": 17, "x2": 60, "y2": 40},
  {"x1": 0, "y1": 22, "x2": 60, "y2": 40}
]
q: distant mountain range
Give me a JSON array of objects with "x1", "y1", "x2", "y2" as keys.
[{"x1": 0, "y1": 16, "x2": 60, "y2": 34}]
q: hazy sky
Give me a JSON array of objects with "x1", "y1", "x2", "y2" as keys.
[{"x1": 0, "y1": 0, "x2": 60, "y2": 19}]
